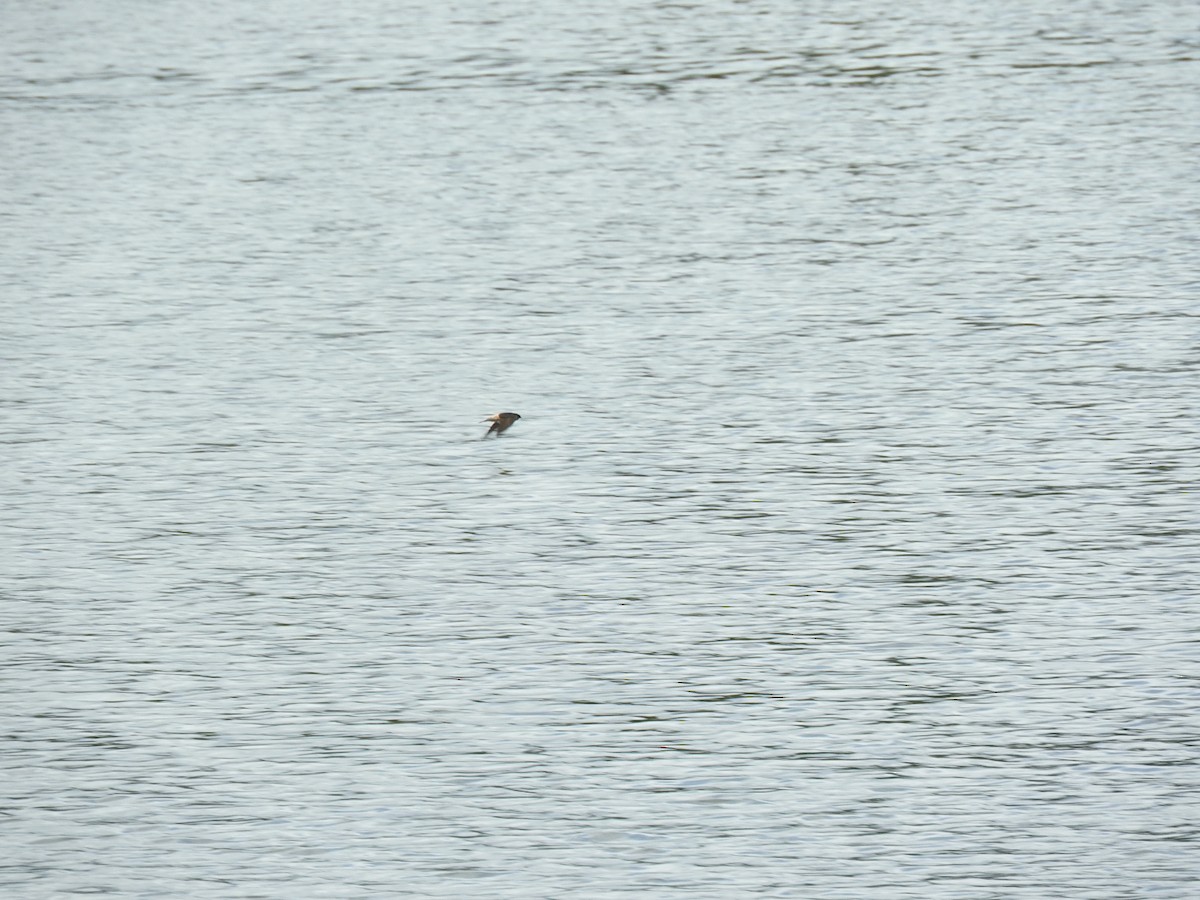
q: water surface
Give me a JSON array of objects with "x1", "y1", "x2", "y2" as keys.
[{"x1": 2, "y1": 0, "x2": 1198, "y2": 896}]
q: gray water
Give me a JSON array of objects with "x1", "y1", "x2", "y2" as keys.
[{"x1": 3, "y1": 1, "x2": 1198, "y2": 897}]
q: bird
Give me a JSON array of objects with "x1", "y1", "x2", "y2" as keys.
[{"x1": 482, "y1": 412, "x2": 521, "y2": 438}]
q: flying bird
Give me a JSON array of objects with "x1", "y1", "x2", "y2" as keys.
[{"x1": 483, "y1": 412, "x2": 521, "y2": 438}]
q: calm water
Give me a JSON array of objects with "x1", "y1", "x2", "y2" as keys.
[{"x1": 3, "y1": 0, "x2": 1198, "y2": 897}]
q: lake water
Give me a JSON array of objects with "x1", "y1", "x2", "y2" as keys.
[{"x1": 2, "y1": 0, "x2": 1198, "y2": 897}]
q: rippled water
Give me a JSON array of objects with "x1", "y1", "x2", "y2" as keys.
[{"x1": 3, "y1": 0, "x2": 1198, "y2": 897}]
